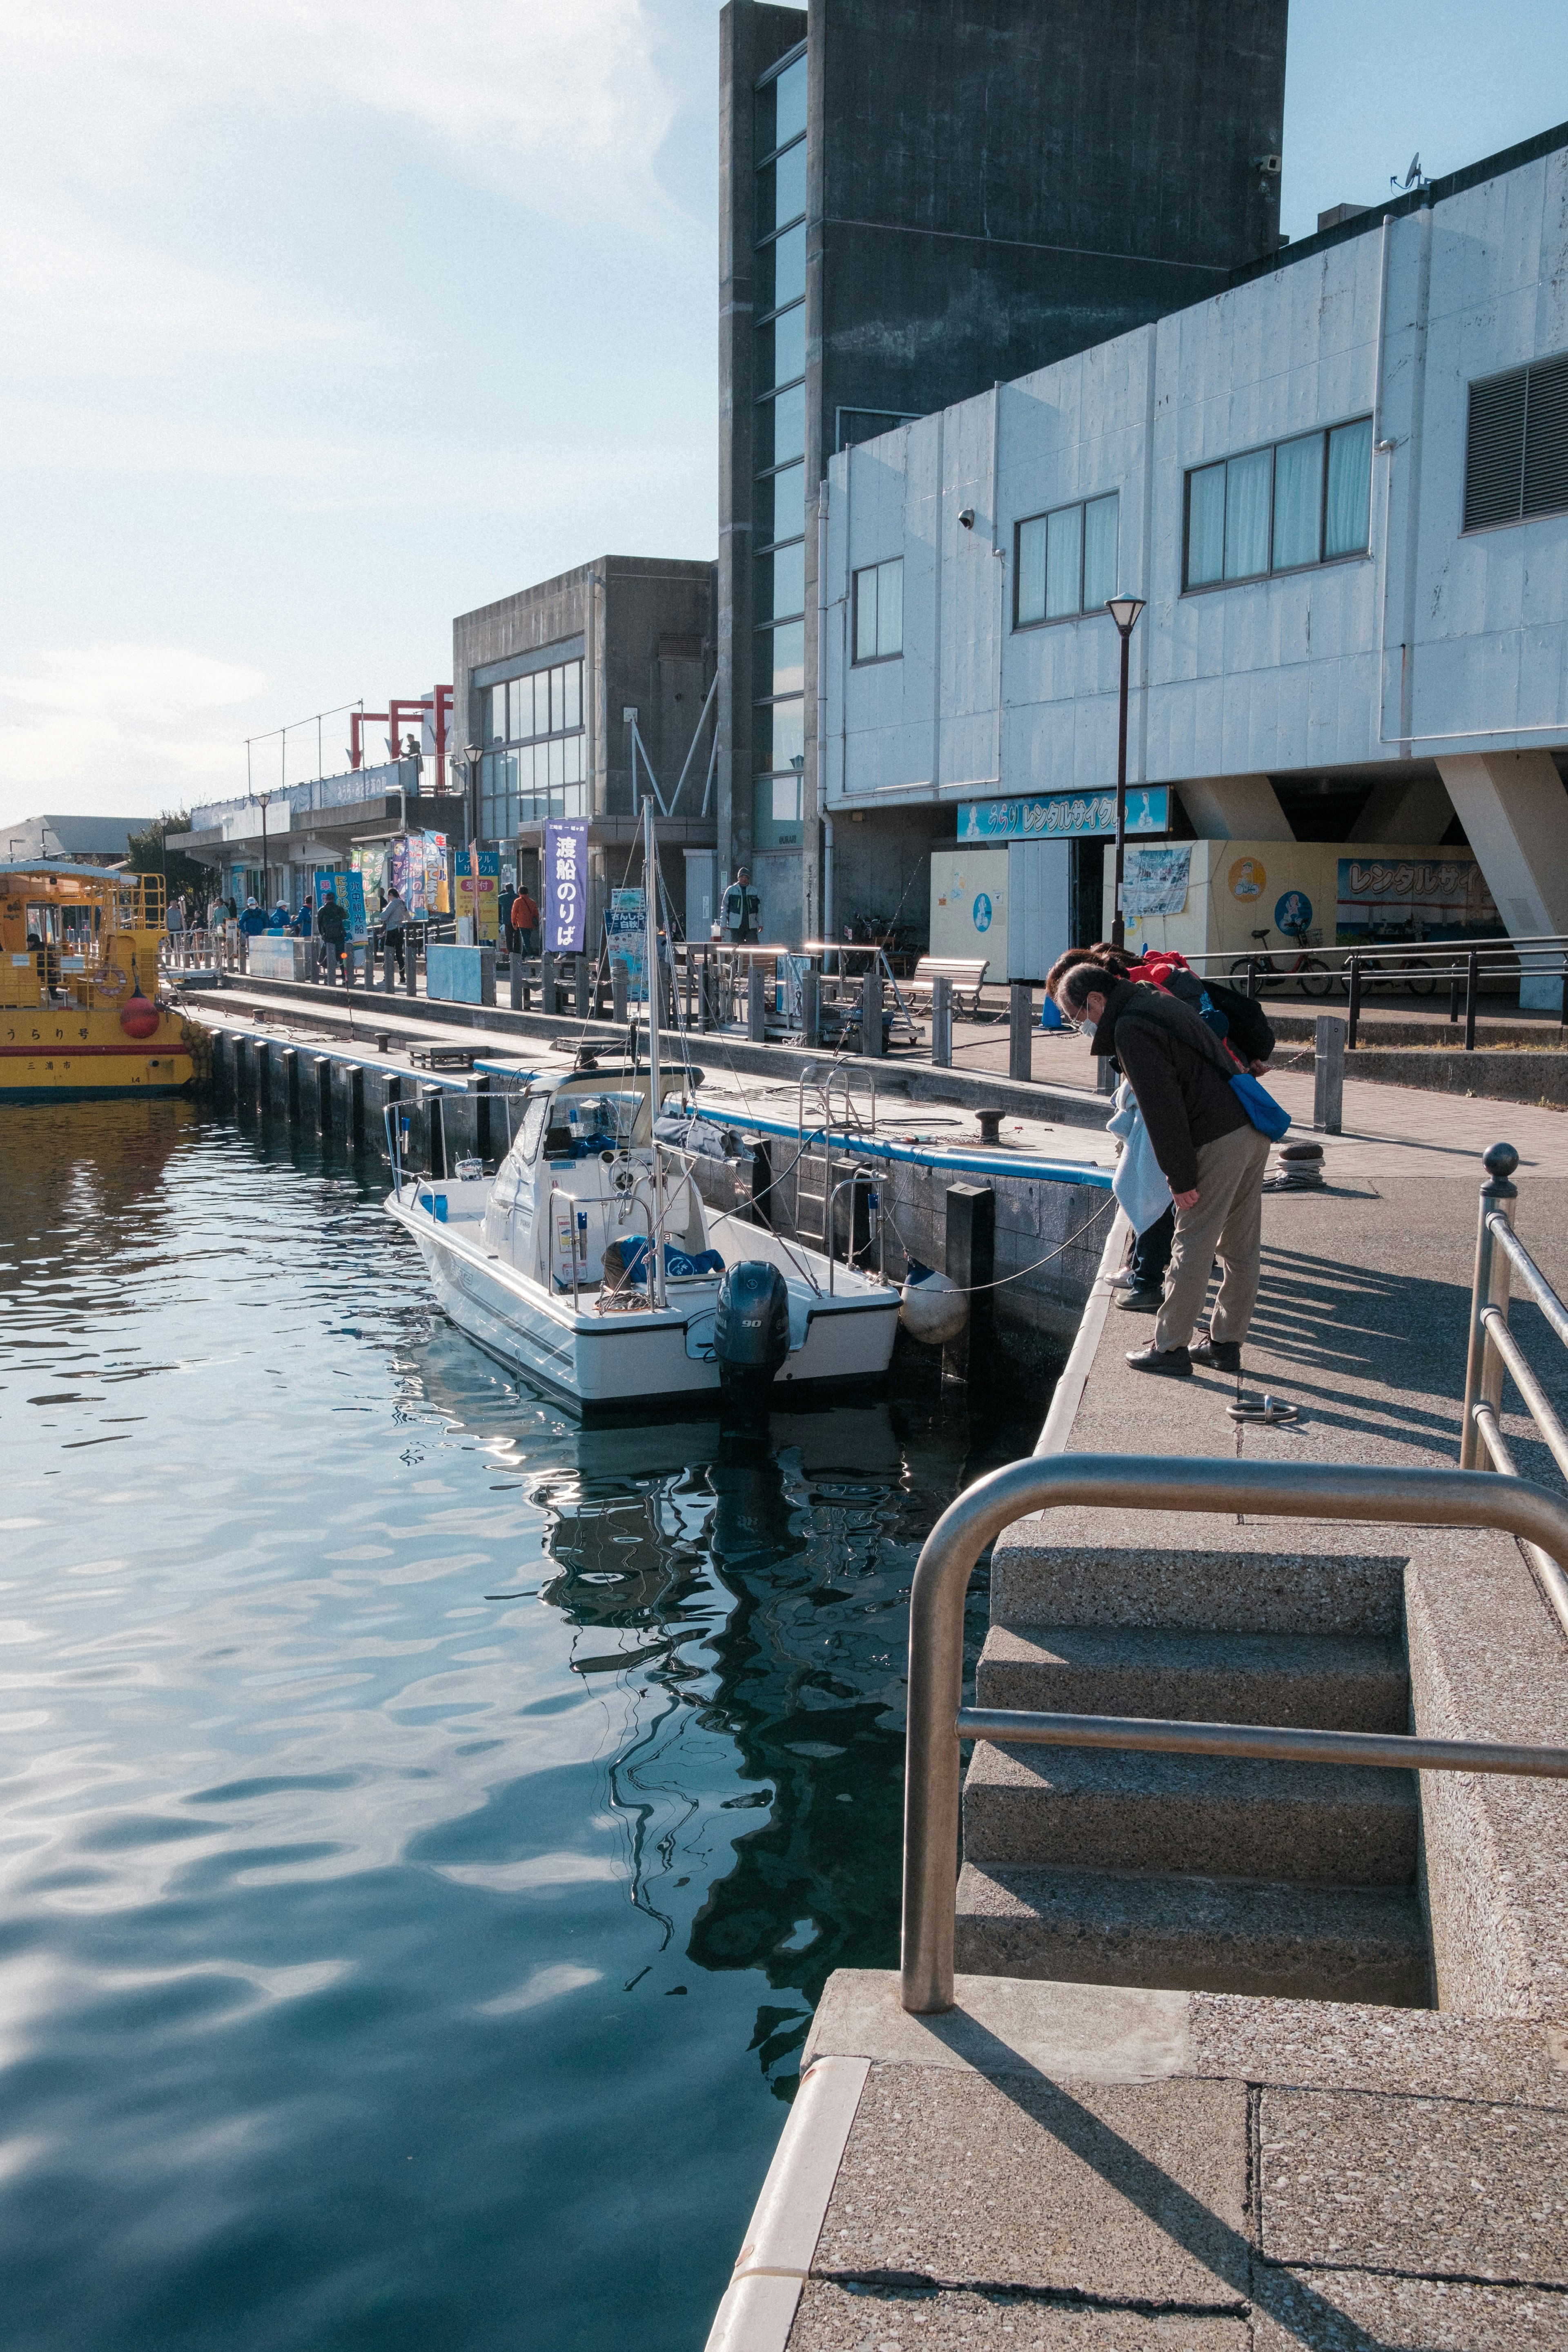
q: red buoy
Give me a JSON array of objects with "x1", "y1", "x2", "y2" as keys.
[{"x1": 120, "y1": 994, "x2": 159, "y2": 1039}]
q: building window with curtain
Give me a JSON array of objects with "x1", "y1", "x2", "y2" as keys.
[
  {"x1": 1184, "y1": 419, "x2": 1373, "y2": 590},
  {"x1": 1014, "y1": 494, "x2": 1118, "y2": 627},
  {"x1": 479, "y1": 657, "x2": 587, "y2": 837},
  {"x1": 853, "y1": 559, "x2": 904, "y2": 662},
  {"x1": 753, "y1": 44, "x2": 807, "y2": 851}
]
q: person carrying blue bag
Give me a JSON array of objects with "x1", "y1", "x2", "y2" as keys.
[{"x1": 1052, "y1": 958, "x2": 1289, "y2": 1381}]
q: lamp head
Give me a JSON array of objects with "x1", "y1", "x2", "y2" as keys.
[{"x1": 1105, "y1": 597, "x2": 1146, "y2": 637}]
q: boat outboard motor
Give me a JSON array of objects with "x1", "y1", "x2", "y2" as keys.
[{"x1": 714, "y1": 1261, "x2": 791, "y2": 1404}]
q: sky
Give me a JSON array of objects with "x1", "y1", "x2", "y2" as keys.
[{"x1": 2, "y1": 0, "x2": 1565, "y2": 831}]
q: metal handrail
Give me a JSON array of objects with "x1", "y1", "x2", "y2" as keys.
[
  {"x1": 1457, "y1": 1142, "x2": 1568, "y2": 1634},
  {"x1": 901, "y1": 1450, "x2": 1568, "y2": 2016}
]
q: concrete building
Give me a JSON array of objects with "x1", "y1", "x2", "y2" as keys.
[
  {"x1": 453, "y1": 556, "x2": 718, "y2": 944},
  {"x1": 718, "y1": 0, "x2": 1292, "y2": 946},
  {"x1": 822, "y1": 118, "x2": 1568, "y2": 1002},
  {"x1": 4, "y1": 813, "x2": 156, "y2": 865}
]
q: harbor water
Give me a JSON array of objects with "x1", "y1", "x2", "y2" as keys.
[{"x1": 0, "y1": 1100, "x2": 1049, "y2": 2352}]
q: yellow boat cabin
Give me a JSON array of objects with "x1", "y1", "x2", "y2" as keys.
[{"x1": 0, "y1": 861, "x2": 200, "y2": 1101}]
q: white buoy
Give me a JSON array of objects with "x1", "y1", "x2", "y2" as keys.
[{"x1": 899, "y1": 1264, "x2": 969, "y2": 1345}]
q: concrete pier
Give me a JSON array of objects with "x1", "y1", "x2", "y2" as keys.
[{"x1": 707, "y1": 1094, "x2": 1568, "y2": 2350}]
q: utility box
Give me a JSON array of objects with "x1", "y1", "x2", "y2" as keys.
[
  {"x1": 1006, "y1": 838, "x2": 1073, "y2": 981},
  {"x1": 929, "y1": 849, "x2": 1008, "y2": 976},
  {"x1": 246, "y1": 936, "x2": 318, "y2": 982},
  {"x1": 684, "y1": 849, "x2": 717, "y2": 943},
  {"x1": 427, "y1": 944, "x2": 496, "y2": 1006}
]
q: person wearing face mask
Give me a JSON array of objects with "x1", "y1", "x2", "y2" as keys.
[
  {"x1": 1045, "y1": 944, "x2": 1172, "y2": 1313},
  {"x1": 1052, "y1": 958, "x2": 1270, "y2": 1379}
]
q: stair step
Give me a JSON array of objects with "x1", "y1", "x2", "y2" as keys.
[
  {"x1": 963, "y1": 1738, "x2": 1418, "y2": 1884},
  {"x1": 976, "y1": 1623, "x2": 1408, "y2": 1733},
  {"x1": 955, "y1": 1862, "x2": 1429, "y2": 2007}
]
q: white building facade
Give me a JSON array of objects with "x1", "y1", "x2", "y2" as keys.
[{"x1": 822, "y1": 123, "x2": 1568, "y2": 1002}]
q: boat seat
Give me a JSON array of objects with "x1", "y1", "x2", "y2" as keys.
[{"x1": 604, "y1": 1236, "x2": 724, "y2": 1289}]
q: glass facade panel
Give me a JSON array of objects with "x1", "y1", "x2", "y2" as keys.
[
  {"x1": 1186, "y1": 463, "x2": 1226, "y2": 585},
  {"x1": 486, "y1": 684, "x2": 506, "y2": 745},
  {"x1": 757, "y1": 382, "x2": 805, "y2": 470},
  {"x1": 875, "y1": 556, "x2": 902, "y2": 655},
  {"x1": 1045, "y1": 505, "x2": 1082, "y2": 618},
  {"x1": 757, "y1": 459, "x2": 805, "y2": 548},
  {"x1": 755, "y1": 53, "x2": 806, "y2": 157},
  {"x1": 562, "y1": 664, "x2": 581, "y2": 733},
  {"x1": 1083, "y1": 493, "x2": 1118, "y2": 610},
  {"x1": 772, "y1": 775, "x2": 801, "y2": 822},
  {"x1": 757, "y1": 303, "x2": 805, "y2": 392},
  {"x1": 1271, "y1": 433, "x2": 1323, "y2": 569},
  {"x1": 1224, "y1": 448, "x2": 1273, "y2": 579},
  {"x1": 753, "y1": 699, "x2": 805, "y2": 774},
  {"x1": 759, "y1": 141, "x2": 807, "y2": 233},
  {"x1": 1325, "y1": 418, "x2": 1373, "y2": 556},
  {"x1": 759, "y1": 222, "x2": 806, "y2": 315},
  {"x1": 761, "y1": 620, "x2": 805, "y2": 697},
  {"x1": 757, "y1": 542, "x2": 806, "y2": 621}
]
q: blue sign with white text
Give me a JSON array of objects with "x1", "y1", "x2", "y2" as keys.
[{"x1": 959, "y1": 787, "x2": 1169, "y2": 843}]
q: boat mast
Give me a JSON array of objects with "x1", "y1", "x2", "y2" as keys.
[{"x1": 642, "y1": 794, "x2": 667, "y2": 1311}]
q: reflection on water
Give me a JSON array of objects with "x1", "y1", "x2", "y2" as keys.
[{"x1": 0, "y1": 1101, "x2": 1049, "y2": 2352}]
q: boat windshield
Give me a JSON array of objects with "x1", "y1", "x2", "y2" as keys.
[{"x1": 560, "y1": 1092, "x2": 642, "y2": 1147}]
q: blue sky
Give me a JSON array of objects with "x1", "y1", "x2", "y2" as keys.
[{"x1": 2, "y1": 0, "x2": 1565, "y2": 828}]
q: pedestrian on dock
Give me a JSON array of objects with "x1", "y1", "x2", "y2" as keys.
[
  {"x1": 1053, "y1": 959, "x2": 1270, "y2": 1379},
  {"x1": 291, "y1": 898, "x2": 314, "y2": 939},
  {"x1": 509, "y1": 884, "x2": 539, "y2": 957},
  {"x1": 381, "y1": 885, "x2": 409, "y2": 978},
  {"x1": 316, "y1": 891, "x2": 347, "y2": 984},
  {"x1": 721, "y1": 868, "x2": 760, "y2": 945},
  {"x1": 238, "y1": 898, "x2": 267, "y2": 938}
]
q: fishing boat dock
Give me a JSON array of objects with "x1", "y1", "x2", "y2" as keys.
[{"x1": 707, "y1": 1089, "x2": 1568, "y2": 2352}]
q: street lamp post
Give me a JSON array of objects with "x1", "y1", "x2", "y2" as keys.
[
  {"x1": 256, "y1": 791, "x2": 272, "y2": 908},
  {"x1": 1105, "y1": 596, "x2": 1146, "y2": 950},
  {"x1": 462, "y1": 744, "x2": 483, "y2": 851}
]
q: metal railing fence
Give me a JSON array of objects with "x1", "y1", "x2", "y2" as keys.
[
  {"x1": 1172, "y1": 931, "x2": 1568, "y2": 1047},
  {"x1": 900, "y1": 1450, "x2": 1568, "y2": 2015},
  {"x1": 1459, "y1": 1142, "x2": 1568, "y2": 1633}
]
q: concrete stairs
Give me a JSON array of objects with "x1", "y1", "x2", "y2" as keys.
[{"x1": 956, "y1": 1616, "x2": 1430, "y2": 2006}]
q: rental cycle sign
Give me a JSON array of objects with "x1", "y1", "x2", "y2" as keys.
[{"x1": 544, "y1": 819, "x2": 589, "y2": 955}]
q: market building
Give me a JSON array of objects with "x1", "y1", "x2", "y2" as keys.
[
  {"x1": 717, "y1": 0, "x2": 1292, "y2": 946},
  {"x1": 819, "y1": 118, "x2": 1568, "y2": 999}
]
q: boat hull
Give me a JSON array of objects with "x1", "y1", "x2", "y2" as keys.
[{"x1": 389, "y1": 1197, "x2": 900, "y2": 1418}]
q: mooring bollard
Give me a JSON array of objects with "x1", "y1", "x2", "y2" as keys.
[
  {"x1": 931, "y1": 974, "x2": 952, "y2": 1068},
  {"x1": 1009, "y1": 984, "x2": 1033, "y2": 1082},
  {"x1": 1313, "y1": 1013, "x2": 1344, "y2": 1134}
]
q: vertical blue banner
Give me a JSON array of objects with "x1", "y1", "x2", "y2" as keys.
[{"x1": 545, "y1": 820, "x2": 589, "y2": 955}]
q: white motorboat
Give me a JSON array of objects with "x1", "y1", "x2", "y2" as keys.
[{"x1": 385, "y1": 805, "x2": 901, "y2": 1417}]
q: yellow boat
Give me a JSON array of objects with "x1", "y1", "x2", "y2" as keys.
[{"x1": 0, "y1": 861, "x2": 203, "y2": 1101}]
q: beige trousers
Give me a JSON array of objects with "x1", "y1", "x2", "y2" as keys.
[{"x1": 1154, "y1": 1123, "x2": 1271, "y2": 1352}]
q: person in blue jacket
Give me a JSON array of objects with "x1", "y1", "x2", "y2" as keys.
[
  {"x1": 265, "y1": 904, "x2": 290, "y2": 933},
  {"x1": 237, "y1": 897, "x2": 267, "y2": 938},
  {"x1": 290, "y1": 899, "x2": 314, "y2": 938}
]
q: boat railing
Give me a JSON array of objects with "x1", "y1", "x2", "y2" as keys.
[{"x1": 825, "y1": 1164, "x2": 883, "y2": 1292}]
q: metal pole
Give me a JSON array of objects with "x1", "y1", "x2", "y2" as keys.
[
  {"x1": 931, "y1": 973, "x2": 952, "y2": 1068},
  {"x1": 900, "y1": 1448, "x2": 1568, "y2": 2016},
  {"x1": 1459, "y1": 1141, "x2": 1519, "y2": 1469},
  {"x1": 1008, "y1": 983, "x2": 1033, "y2": 1082},
  {"x1": 1346, "y1": 953, "x2": 1362, "y2": 1048},
  {"x1": 641, "y1": 796, "x2": 666, "y2": 1312},
  {"x1": 1465, "y1": 949, "x2": 1479, "y2": 1051},
  {"x1": 1111, "y1": 625, "x2": 1130, "y2": 951}
]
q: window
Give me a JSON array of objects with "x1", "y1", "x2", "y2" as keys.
[
  {"x1": 837, "y1": 408, "x2": 921, "y2": 453},
  {"x1": 1464, "y1": 352, "x2": 1568, "y2": 530},
  {"x1": 477, "y1": 657, "x2": 588, "y2": 836},
  {"x1": 853, "y1": 559, "x2": 903, "y2": 662},
  {"x1": 1184, "y1": 419, "x2": 1372, "y2": 588},
  {"x1": 752, "y1": 43, "x2": 808, "y2": 853},
  {"x1": 1015, "y1": 493, "x2": 1118, "y2": 626}
]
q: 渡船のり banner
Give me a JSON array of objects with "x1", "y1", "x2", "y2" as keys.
[
  {"x1": 960, "y1": 786, "x2": 1169, "y2": 842},
  {"x1": 545, "y1": 820, "x2": 589, "y2": 955}
]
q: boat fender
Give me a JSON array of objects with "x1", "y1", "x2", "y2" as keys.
[
  {"x1": 120, "y1": 993, "x2": 159, "y2": 1039},
  {"x1": 899, "y1": 1259, "x2": 969, "y2": 1345},
  {"x1": 714, "y1": 1261, "x2": 790, "y2": 1399}
]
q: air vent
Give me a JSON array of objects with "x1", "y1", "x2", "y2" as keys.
[{"x1": 1464, "y1": 351, "x2": 1568, "y2": 530}]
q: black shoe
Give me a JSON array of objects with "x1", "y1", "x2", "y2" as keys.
[
  {"x1": 1125, "y1": 1344, "x2": 1192, "y2": 1379},
  {"x1": 1114, "y1": 1286, "x2": 1163, "y2": 1313},
  {"x1": 1190, "y1": 1334, "x2": 1242, "y2": 1373}
]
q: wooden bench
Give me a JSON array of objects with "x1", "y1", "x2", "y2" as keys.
[{"x1": 906, "y1": 956, "x2": 990, "y2": 1016}]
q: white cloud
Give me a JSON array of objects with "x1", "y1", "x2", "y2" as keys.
[{"x1": 0, "y1": 644, "x2": 270, "y2": 826}]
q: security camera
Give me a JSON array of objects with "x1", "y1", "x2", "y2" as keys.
[{"x1": 958, "y1": 508, "x2": 975, "y2": 530}]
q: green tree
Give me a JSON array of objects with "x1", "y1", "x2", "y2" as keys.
[{"x1": 123, "y1": 814, "x2": 210, "y2": 904}]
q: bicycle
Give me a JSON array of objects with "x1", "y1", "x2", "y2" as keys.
[{"x1": 1227, "y1": 924, "x2": 1335, "y2": 998}]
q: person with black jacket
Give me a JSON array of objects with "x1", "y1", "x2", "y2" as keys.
[
  {"x1": 316, "y1": 891, "x2": 347, "y2": 984},
  {"x1": 1053, "y1": 961, "x2": 1270, "y2": 1379}
]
